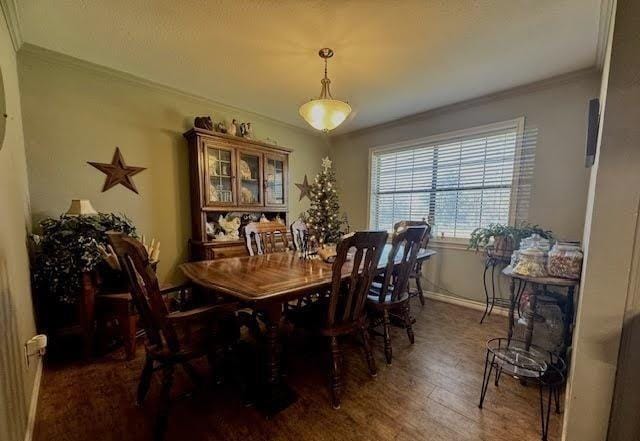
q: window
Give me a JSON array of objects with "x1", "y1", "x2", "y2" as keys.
[{"x1": 368, "y1": 119, "x2": 528, "y2": 239}]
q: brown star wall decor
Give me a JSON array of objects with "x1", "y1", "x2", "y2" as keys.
[
  {"x1": 295, "y1": 174, "x2": 312, "y2": 201},
  {"x1": 88, "y1": 147, "x2": 146, "y2": 194}
]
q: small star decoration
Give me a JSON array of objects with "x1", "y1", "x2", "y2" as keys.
[
  {"x1": 321, "y1": 156, "x2": 332, "y2": 172},
  {"x1": 88, "y1": 147, "x2": 146, "y2": 194},
  {"x1": 295, "y1": 174, "x2": 312, "y2": 201}
]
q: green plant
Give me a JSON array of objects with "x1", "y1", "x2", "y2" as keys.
[
  {"x1": 468, "y1": 222, "x2": 553, "y2": 251},
  {"x1": 32, "y1": 213, "x2": 137, "y2": 304}
]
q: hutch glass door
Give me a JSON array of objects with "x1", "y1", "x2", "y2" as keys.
[
  {"x1": 237, "y1": 149, "x2": 263, "y2": 206},
  {"x1": 205, "y1": 144, "x2": 235, "y2": 206},
  {"x1": 265, "y1": 153, "x2": 287, "y2": 207}
]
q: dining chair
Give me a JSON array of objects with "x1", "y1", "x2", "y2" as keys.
[
  {"x1": 290, "y1": 217, "x2": 308, "y2": 251},
  {"x1": 393, "y1": 220, "x2": 432, "y2": 306},
  {"x1": 107, "y1": 232, "x2": 239, "y2": 441},
  {"x1": 288, "y1": 230, "x2": 388, "y2": 409},
  {"x1": 368, "y1": 225, "x2": 428, "y2": 364},
  {"x1": 244, "y1": 220, "x2": 290, "y2": 255}
]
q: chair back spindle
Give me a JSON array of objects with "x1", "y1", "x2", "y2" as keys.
[
  {"x1": 376, "y1": 226, "x2": 428, "y2": 303},
  {"x1": 325, "y1": 231, "x2": 388, "y2": 329},
  {"x1": 245, "y1": 221, "x2": 290, "y2": 255}
]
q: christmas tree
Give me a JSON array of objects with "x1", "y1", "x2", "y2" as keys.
[{"x1": 307, "y1": 157, "x2": 345, "y2": 244}]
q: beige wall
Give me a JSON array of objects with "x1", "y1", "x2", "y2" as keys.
[
  {"x1": 18, "y1": 45, "x2": 329, "y2": 283},
  {"x1": 564, "y1": 0, "x2": 640, "y2": 439},
  {"x1": 0, "y1": 9, "x2": 38, "y2": 441},
  {"x1": 330, "y1": 71, "x2": 599, "y2": 304}
]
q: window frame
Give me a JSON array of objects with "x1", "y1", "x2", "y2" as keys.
[{"x1": 366, "y1": 117, "x2": 526, "y2": 243}]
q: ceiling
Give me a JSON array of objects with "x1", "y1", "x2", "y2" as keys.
[{"x1": 15, "y1": 0, "x2": 605, "y2": 134}]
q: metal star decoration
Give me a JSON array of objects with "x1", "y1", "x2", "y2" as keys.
[
  {"x1": 88, "y1": 147, "x2": 146, "y2": 194},
  {"x1": 295, "y1": 174, "x2": 312, "y2": 201}
]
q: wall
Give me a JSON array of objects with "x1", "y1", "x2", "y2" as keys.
[
  {"x1": 0, "y1": 8, "x2": 38, "y2": 441},
  {"x1": 563, "y1": 0, "x2": 640, "y2": 439},
  {"x1": 330, "y1": 70, "x2": 599, "y2": 304},
  {"x1": 18, "y1": 45, "x2": 329, "y2": 283}
]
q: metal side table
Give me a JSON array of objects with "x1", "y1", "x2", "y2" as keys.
[
  {"x1": 479, "y1": 338, "x2": 565, "y2": 441},
  {"x1": 502, "y1": 266, "x2": 579, "y2": 358},
  {"x1": 480, "y1": 247, "x2": 513, "y2": 324}
]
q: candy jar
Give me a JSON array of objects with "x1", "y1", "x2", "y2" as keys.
[
  {"x1": 513, "y1": 247, "x2": 548, "y2": 278},
  {"x1": 548, "y1": 241, "x2": 583, "y2": 279}
]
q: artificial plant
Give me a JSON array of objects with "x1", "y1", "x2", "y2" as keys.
[{"x1": 32, "y1": 213, "x2": 137, "y2": 304}]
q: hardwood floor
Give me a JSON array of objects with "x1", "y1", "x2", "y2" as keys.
[{"x1": 34, "y1": 299, "x2": 563, "y2": 441}]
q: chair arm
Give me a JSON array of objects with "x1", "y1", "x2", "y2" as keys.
[{"x1": 166, "y1": 303, "x2": 238, "y2": 324}]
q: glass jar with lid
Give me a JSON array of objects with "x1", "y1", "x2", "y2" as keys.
[
  {"x1": 513, "y1": 247, "x2": 548, "y2": 278},
  {"x1": 548, "y1": 241, "x2": 583, "y2": 279}
]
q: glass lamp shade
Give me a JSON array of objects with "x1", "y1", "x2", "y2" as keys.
[{"x1": 299, "y1": 99, "x2": 352, "y2": 132}]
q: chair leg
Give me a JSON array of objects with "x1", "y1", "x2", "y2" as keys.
[
  {"x1": 182, "y1": 362, "x2": 204, "y2": 388},
  {"x1": 120, "y1": 313, "x2": 137, "y2": 360},
  {"x1": 329, "y1": 336, "x2": 342, "y2": 409},
  {"x1": 360, "y1": 326, "x2": 377, "y2": 377},
  {"x1": 137, "y1": 355, "x2": 154, "y2": 406},
  {"x1": 382, "y1": 309, "x2": 393, "y2": 365},
  {"x1": 403, "y1": 305, "x2": 415, "y2": 344},
  {"x1": 154, "y1": 365, "x2": 175, "y2": 441},
  {"x1": 415, "y1": 275, "x2": 425, "y2": 306}
]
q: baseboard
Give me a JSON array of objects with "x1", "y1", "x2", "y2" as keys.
[
  {"x1": 23, "y1": 358, "x2": 43, "y2": 441},
  {"x1": 424, "y1": 290, "x2": 509, "y2": 317}
]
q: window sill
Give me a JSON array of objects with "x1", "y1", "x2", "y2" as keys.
[{"x1": 428, "y1": 238, "x2": 475, "y2": 252}]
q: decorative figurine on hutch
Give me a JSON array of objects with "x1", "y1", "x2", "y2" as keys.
[
  {"x1": 215, "y1": 121, "x2": 227, "y2": 134},
  {"x1": 239, "y1": 122, "x2": 247, "y2": 137},
  {"x1": 244, "y1": 122, "x2": 253, "y2": 139},
  {"x1": 194, "y1": 116, "x2": 213, "y2": 131},
  {"x1": 228, "y1": 119, "x2": 238, "y2": 136},
  {"x1": 215, "y1": 215, "x2": 241, "y2": 241}
]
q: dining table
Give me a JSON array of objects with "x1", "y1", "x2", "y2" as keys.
[{"x1": 180, "y1": 244, "x2": 436, "y2": 414}]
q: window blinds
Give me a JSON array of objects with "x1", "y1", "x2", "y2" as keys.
[{"x1": 369, "y1": 124, "x2": 522, "y2": 238}]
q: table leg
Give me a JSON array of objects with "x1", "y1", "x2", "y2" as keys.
[
  {"x1": 563, "y1": 286, "x2": 575, "y2": 358},
  {"x1": 257, "y1": 302, "x2": 296, "y2": 415},
  {"x1": 507, "y1": 277, "x2": 517, "y2": 343},
  {"x1": 524, "y1": 285, "x2": 539, "y2": 350},
  {"x1": 480, "y1": 260, "x2": 491, "y2": 324}
]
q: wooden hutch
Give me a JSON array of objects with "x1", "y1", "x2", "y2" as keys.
[{"x1": 184, "y1": 127, "x2": 291, "y2": 260}]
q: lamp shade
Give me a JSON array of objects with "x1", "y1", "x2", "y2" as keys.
[
  {"x1": 299, "y1": 99, "x2": 352, "y2": 132},
  {"x1": 66, "y1": 199, "x2": 98, "y2": 216}
]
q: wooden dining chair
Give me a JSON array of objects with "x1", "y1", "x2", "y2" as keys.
[
  {"x1": 107, "y1": 232, "x2": 239, "y2": 441},
  {"x1": 288, "y1": 230, "x2": 388, "y2": 409},
  {"x1": 244, "y1": 220, "x2": 290, "y2": 255},
  {"x1": 393, "y1": 220, "x2": 432, "y2": 306},
  {"x1": 367, "y1": 225, "x2": 428, "y2": 364},
  {"x1": 290, "y1": 217, "x2": 308, "y2": 251}
]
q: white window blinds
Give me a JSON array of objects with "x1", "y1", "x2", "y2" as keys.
[{"x1": 369, "y1": 120, "x2": 526, "y2": 238}]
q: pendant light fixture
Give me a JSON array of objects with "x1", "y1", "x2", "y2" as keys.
[{"x1": 299, "y1": 48, "x2": 352, "y2": 132}]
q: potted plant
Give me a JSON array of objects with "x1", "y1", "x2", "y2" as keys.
[
  {"x1": 468, "y1": 222, "x2": 553, "y2": 258},
  {"x1": 468, "y1": 223, "x2": 516, "y2": 257}
]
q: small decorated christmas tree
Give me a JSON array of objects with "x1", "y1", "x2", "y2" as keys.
[{"x1": 307, "y1": 157, "x2": 345, "y2": 244}]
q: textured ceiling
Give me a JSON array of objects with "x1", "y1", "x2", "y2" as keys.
[{"x1": 16, "y1": 0, "x2": 603, "y2": 134}]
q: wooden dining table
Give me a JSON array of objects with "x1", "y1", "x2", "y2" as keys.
[{"x1": 180, "y1": 245, "x2": 436, "y2": 413}]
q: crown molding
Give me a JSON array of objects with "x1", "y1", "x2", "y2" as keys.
[
  {"x1": 0, "y1": 0, "x2": 22, "y2": 51},
  {"x1": 18, "y1": 43, "x2": 322, "y2": 138},
  {"x1": 596, "y1": 0, "x2": 615, "y2": 69},
  {"x1": 334, "y1": 67, "x2": 600, "y2": 139}
]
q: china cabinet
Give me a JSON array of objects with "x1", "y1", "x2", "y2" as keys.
[{"x1": 184, "y1": 127, "x2": 291, "y2": 260}]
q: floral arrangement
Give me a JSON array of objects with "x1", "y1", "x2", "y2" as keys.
[{"x1": 32, "y1": 213, "x2": 137, "y2": 304}]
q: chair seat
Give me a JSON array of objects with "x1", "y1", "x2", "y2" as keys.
[
  {"x1": 286, "y1": 298, "x2": 365, "y2": 336},
  {"x1": 367, "y1": 282, "x2": 409, "y2": 307}
]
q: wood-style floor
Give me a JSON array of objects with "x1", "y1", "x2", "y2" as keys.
[{"x1": 34, "y1": 299, "x2": 563, "y2": 441}]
